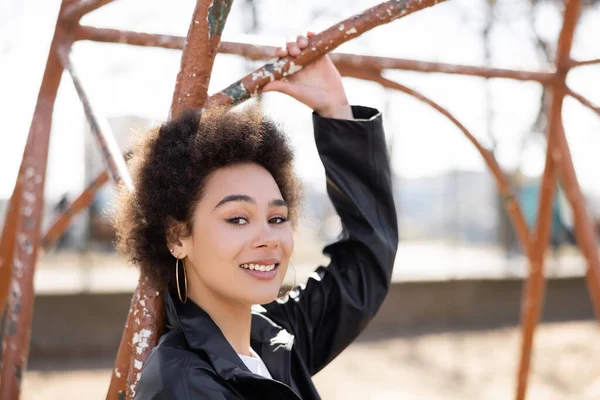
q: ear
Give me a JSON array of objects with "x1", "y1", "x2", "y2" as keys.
[{"x1": 165, "y1": 216, "x2": 190, "y2": 258}]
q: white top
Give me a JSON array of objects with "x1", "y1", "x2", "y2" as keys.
[{"x1": 237, "y1": 348, "x2": 273, "y2": 379}]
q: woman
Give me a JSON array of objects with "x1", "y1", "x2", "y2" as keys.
[{"x1": 116, "y1": 33, "x2": 398, "y2": 399}]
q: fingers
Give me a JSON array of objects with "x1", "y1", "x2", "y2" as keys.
[
  {"x1": 286, "y1": 38, "x2": 301, "y2": 57},
  {"x1": 275, "y1": 47, "x2": 287, "y2": 58},
  {"x1": 297, "y1": 35, "x2": 308, "y2": 49},
  {"x1": 276, "y1": 33, "x2": 312, "y2": 58}
]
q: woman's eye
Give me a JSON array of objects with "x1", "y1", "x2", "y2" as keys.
[
  {"x1": 270, "y1": 216, "x2": 289, "y2": 224},
  {"x1": 227, "y1": 217, "x2": 248, "y2": 225}
]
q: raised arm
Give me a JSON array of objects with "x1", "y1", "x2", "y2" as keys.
[{"x1": 263, "y1": 35, "x2": 398, "y2": 374}]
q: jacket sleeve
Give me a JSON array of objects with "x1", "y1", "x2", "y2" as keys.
[{"x1": 263, "y1": 106, "x2": 398, "y2": 375}]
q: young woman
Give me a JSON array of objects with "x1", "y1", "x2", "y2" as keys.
[{"x1": 116, "y1": 33, "x2": 398, "y2": 399}]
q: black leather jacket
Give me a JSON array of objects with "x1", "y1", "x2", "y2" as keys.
[{"x1": 135, "y1": 106, "x2": 398, "y2": 399}]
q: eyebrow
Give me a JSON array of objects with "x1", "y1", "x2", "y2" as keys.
[{"x1": 214, "y1": 194, "x2": 288, "y2": 210}]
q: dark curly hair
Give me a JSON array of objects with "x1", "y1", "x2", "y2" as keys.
[{"x1": 113, "y1": 105, "x2": 301, "y2": 291}]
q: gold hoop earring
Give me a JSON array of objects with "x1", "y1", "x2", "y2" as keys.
[
  {"x1": 277, "y1": 259, "x2": 297, "y2": 300},
  {"x1": 176, "y1": 257, "x2": 188, "y2": 303}
]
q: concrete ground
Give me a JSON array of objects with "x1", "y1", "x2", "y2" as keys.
[{"x1": 22, "y1": 320, "x2": 600, "y2": 400}]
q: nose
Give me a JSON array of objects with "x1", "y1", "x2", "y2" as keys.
[{"x1": 251, "y1": 222, "x2": 279, "y2": 249}]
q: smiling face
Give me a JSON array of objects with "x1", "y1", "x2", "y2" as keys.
[{"x1": 178, "y1": 162, "x2": 294, "y2": 306}]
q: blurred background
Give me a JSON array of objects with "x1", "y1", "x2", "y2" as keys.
[{"x1": 1, "y1": 0, "x2": 600, "y2": 398}]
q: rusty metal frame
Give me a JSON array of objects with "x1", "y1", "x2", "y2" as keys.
[{"x1": 1, "y1": 0, "x2": 599, "y2": 399}]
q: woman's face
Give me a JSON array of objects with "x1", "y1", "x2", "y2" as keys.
[{"x1": 180, "y1": 163, "x2": 294, "y2": 306}]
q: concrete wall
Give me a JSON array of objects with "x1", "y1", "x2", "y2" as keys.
[{"x1": 28, "y1": 277, "x2": 595, "y2": 359}]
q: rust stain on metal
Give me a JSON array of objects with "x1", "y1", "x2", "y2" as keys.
[
  {"x1": 169, "y1": 0, "x2": 233, "y2": 118},
  {"x1": 207, "y1": 0, "x2": 233, "y2": 40},
  {"x1": 0, "y1": 3, "x2": 72, "y2": 396},
  {"x1": 57, "y1": 46, "x2": 133, "y2": 191},
  {"x1": 340, "y1": 66, "x2": 531, "y2": 253},
  {"x1": 515, "y1": 1, "x2": 587, "y2": 399},
  {"x1": 2, "y1": 1, "x2": 600, "y2": 400},
  {"x1": 42, "y1": 171, "x2": 110, "y2": 249},
  {"x1": 206, "y1": 0, "x2": 448, "y2": 107},
  {"x1": 60, "y1": 0, "x2": 117, "y2": 23},
  {"x1": 106, "y1": 279, "x2": 164, "y2": 400},
  {"x1": 75, "y1": 25, "x2": 556, "y2": 84},
  {"x1": 111, "y1": 1, "x2": 234, "y2": 397},
  {"x1": 0, "y1": 182, "x2": 22, "y2": 314},
  {"x1": 566, "y1": 86, "x2": 600, "y2": 117}
]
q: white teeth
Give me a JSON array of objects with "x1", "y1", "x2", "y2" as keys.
[{"x1": 240, "y1": 264, "x2": 276, "y2": 271}]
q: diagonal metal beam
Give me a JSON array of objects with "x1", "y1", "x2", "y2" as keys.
[
  {"x1": 0, "y1": 2, "x2": 74, "y2": 397},
  {"x1": 107, "y1": 1, "x2": 234, "y2": 398},
  {"x1": 170, "y1": 0, "x2": 234, "y2": 118},
  {"x1": 515, "y1": 1, "x2": 584, "y2": 399},
  {"x1": 566, "y1": 86, "x2": 600, "y2": 117},
  {"x1": 207, "y1": 0, "x2": 450, "y2": 107},
  {"x1": 60, "y1": 0, "x2": 118, "y2": 23},
  {"x1": 339, "y1": 66, "x2": 531, "y2": 256},
  {"x1": 57, "y1": 45, "x2": 133, "y2": 190},
  {"x1": 42, "y1": 171, "x2": 110, "y2": 250}
]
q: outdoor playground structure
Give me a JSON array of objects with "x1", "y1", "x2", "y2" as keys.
[{"x1": 1, "y1": 0, "x2": 600, "y2": 399}]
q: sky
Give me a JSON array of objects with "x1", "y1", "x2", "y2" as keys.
[{"x1": 0, "y1": 0, "x2": 599, "y2": 202}]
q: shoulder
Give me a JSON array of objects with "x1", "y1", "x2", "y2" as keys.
[{"x1": 135, "y1": 331, "x2": 233, "y2": 399}]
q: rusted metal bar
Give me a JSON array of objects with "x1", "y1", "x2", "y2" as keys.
[
  {"x1": 341, "y1": 66, "x2": 531, "y2": 254},
  {"x1": 106, "y1": 277, "x2": 164, "y2": 400},
  {"x1": 42, "y1": 171, "x2": 109, "y2": 249},
  {"x1": 569, "y1": 58, "x2": 600, "y2": 68},
  {"x1": 107, "y1": 1, "x2": 234, "y2": 398},
  {"x1": 50, "y1": 32, "x2": 556, "y2": 253},
  {"x1": 75, "y1": 25, "x2": 186, "y2": 49},
  {"x1": 515, "y1": 99, "x2": 561, "y2": 400},
  {"x1": 74, "y1": 25, "x2": 556, "y2": 84},
  {"x1": 555, "y1": 123, "x2": 600, "y2": 322},
  {"x1": 0, "y1": 184, "x2": 22, "y2": 314},
  {"x1": 56, "y1": 46, "x2": 133, "y2": 190},
  {"x1": 58, "y1": 40, "x2": 141, "y2": 400},
  {"x1": 170, "y1": 0, "x2": 234, "y2": 118},
  {"x1": 515, "y1": 1, "x2": 582, "y2": 399},
  {"x1": 207, "y1": 0, "x2": 450, "y2": 107},
  {"x1": 60, "y1": 0, "x2": 117, "y2": 23},
  {"x1": 0, "y1": 4, "x2": 72, "y2": 397},
  {"x1": 566, "y1": 86, "x2": 600, "y2": 117}
]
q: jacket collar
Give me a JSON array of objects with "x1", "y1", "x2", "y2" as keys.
[{"x1": 163, "y1": 290, "x2": 295, "y2": 384}]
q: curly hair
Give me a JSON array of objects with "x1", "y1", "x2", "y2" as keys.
[{"x1": 113, "y1": 105, "x2": 301, "y2": 291}]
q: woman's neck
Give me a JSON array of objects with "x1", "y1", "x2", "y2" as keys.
[{"x1": 187, "y1": 281, "x2": 253, "y2": 357}]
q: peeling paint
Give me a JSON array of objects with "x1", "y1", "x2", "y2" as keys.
[
  {"x1": 252, "y1": 70, "x2": 265, "y2": 81},
  {"x1": 223, "y1": 81, "x2": 248, "y2": 103},
  {"x1": 132, "y1": 328, "x2": 153, "y2": 355},
  {"x1": 115, "y1": 368, "x2": 122, "y2": 378},
  {"x1": 207, "y1": 0, "x2": 233, "y2": 40},
  {"x1": 134, "y1": 359, "x2": 143, "y2": 370},
  {"x1": 287, "y1": 62, "x2": 303, "y2": 75},
  {"x1": 346, "y1": 27, "x2": 358, "y2": 35}
]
